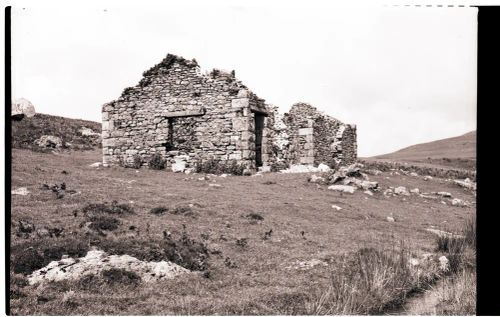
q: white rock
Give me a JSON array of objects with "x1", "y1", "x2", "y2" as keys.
[
  {"x1": 394, "y1": 186, "x2": 410, "y2": 196},
  {"x1": 454, "y1": 178, "x2": 476, "y2": 191},
  {"x1": 364, "y1": 190, "x2": 373, "y2": 196},
  {"x1": 451, "y1": 198, "x2": 468, "y2": 207},
  {"x1": 383, "y1": 189, "x2": 394, "y2": 196},
  {"x1": 89, "y1": 162, "x2": 102, "y2": 168},
  {"x1": 35, "y1": 135, "x2": 63, "y2": 149},
  {"x1": 12, "y1": 98, "x2": 36, "y2": 118},
  {"x1": 219, "y1": 173, "x2": 228, "y2": 178},
  {"x1": 280, "y1": 164, "x2": 319, "y2": 173},
  {"x1": 408, "y1": 258, "x2": 420, "y2": 266},
  {"x1": 309, "y1": 174, "x2": 325, "y2": 183},
  {"x1": 424, "y1": 175, "x2": 433, "y2": 181},
  {"x1": 12, "y1": 187, "x2": 30, "y2": 196},
  {"x1": 317, "y1": 163, "x2": 331, "y2": 172},
  {"x1": 79, "y1": 127, "x2": 100, "y2": 136},
  {"x1": 209, "y1": 183, "x2": 222, "y2": 188},
  {"x1": 439, "y1": 256, "x2": 449, "y2": 271},
  {"x1": 327, "y1": 185, "x2": 356, "y2": 194},
  {"x1": 387, "y1": 216, "x2": 395, "y2": 222},
  {"x1": 436, "y1": 191, "x2": 452, "y2": 198},
  {"x1": 410, "y1": 188, "x2": 420, "y2": 194},
  {"x1": 28, "y1": 249, "x2": 189, "y2": 285},
  {"x1": 331, "y1": 205, "x2": 342, "y2": 211},
  {"x1": 410, "y1": 172, "x2": 419, "y2": 177}
]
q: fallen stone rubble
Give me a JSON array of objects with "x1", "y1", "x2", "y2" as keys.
[{"x1": 28, "y1": 249, "x2": 189, "y2": 285}]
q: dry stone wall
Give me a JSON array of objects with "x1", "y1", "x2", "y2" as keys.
[
  {"x1": 102, "y1": 54, "x2": 356, "y2": 171},
  {"x1": 102, "y1": 54, "x2": 275, "y2": 170},
  {"x1": 277, "y1": 103, "x2": 357, "y2": 167}
]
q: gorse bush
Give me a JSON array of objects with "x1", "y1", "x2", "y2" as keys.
[
  {"x1": 148, "y1": 153, "x2": 166, "y2": 170},
  {"x1": 194, "y1": 158, "x2": 245, "y2": 175}
]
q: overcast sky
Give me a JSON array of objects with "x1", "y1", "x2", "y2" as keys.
[{"x1": 11, "y1": 2, "x2": 477, "y2": 157}]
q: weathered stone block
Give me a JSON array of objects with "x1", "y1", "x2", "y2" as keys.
[
  {"x1": 231, "y1": 98, "x2": 249, "y2": 108},
  {"x1": 298, "y1": 128, "x2": 313, "y2": 136}
]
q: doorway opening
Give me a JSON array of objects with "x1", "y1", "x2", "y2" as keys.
[{"x1": 254, "y1": 113, "x2": 265, "y2": 167}]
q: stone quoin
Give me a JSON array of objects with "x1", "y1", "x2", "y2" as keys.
[{"x1": 101, "y1": 54, "x2": 357, "y2": 170}]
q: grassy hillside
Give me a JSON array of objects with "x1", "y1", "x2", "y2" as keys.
[
  {"x1": 371, "y1": 131, "x2": 476, "y2": 170},
  {"x1": 11, "y1": 113, "x2": 101, "y2": 151},
  {"x1": 10, "y1": 149, "x2": 475, "y2": 315}
]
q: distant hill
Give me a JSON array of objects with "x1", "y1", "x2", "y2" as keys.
[
  {"x1": 11, "y1": 113, "x2": 102, "y2": 151},
  {"x1": 370, "y1": 131, "x2": 476, "y2": 170}
]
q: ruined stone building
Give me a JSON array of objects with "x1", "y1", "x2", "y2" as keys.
[{"x1": 102, "y1": 54, "x2": 357, "y2": 170}]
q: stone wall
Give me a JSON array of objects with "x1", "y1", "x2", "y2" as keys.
[
  {"x1": 277, "y1": 103, "x2": 357, "y2": 167},
  {"x1": 102, "y1": 54, "x2": 356, "y2": 170},
  {"x1": 102, "y1": 54, "x2": 275, "y2": 169}
]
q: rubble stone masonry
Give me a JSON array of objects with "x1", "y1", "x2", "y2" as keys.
[{"x1": 102, "y1": 54, "x2": 356, "y2": 170}]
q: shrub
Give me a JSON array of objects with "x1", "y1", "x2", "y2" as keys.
[
  {"x1": 92, "y1": 228, "x2": 209, "y2": 271},
  {"x1": 81, "y1": 200, "x2": 134, "y2": 216},
  {"x1": 131, "y1": 154, "x2": 142, "y2": 169},
  {"x1": 11, "y1": 237, "x2": 89, "y2": 275},
  {"x1": 246, "y1": 213, "x2": 264, "y2": 221},
  {"x1": 306, "y1": 246, "x2": 439, "y2": 315},
  {"x1": 148, "y1": 153, "x2": 166, "y2": 170},
  {"x1": 88, "y1": 215, "x2": 120, "y2": 231},
  {"x1": 150, "y1": 206, "x2": 169, "y2": 215},
  {"x1": 194, "y1": 158, "x2": 245, "y2": 175}
]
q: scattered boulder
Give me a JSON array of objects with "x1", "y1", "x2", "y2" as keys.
[
  {"x1": 327, "y1": 185, "x2": 356, "y2": 194},
  {"x1": 286, "y1": 259, "x2": 328, "y2": 270},
  {"x1": 438, "y1": 255, "x2": 449, "y2": 272},
  {"x1": 454, "y1": 178, "x2": 476, "y2": 191},
  {"x1": 28, "y1": 249, "x2": 189, "y2": 285},
  {"x1": 451, "y1": 198, "x2": 469, "y2": 207},
  {"x1": 363, "y1": 169, "x2": 382, "y2": 176},
  {"x1": 408, "y1": 258, "x2": 420, "y2": 267},
  {"x1": 410, "y1": 188, "x2": 420, "y2": 194},
  {"x1": 12, "y1": 187, "x2": 30, "y2": 196},
  {"x1": 364, "y1": 190, "x2": 374, "y2": 196},
  {"x1": 331, "y1": 205, "x2": 342, "y2": 211},
  {"x1": 435, "y1": 191, "x2": 452, "y2": 198},
  {"x1": 383, "y1": 189, "x2": 394, "y2": 197},
  {"x1": 386, "y1": 216, "x2": 395, "y2": 222},
  {"x1": 34, "y1": 135, "x2": 63, "y2": 149},
  {"x1": 394, "y1": 186, "x2": 410, "y2": 196},
  {"x1": 208, "y1": 183, "x2": 222, "y2": 188},
  {"x1": 326, "y1": 163, "x2": 363, "y2": 184},
  {"x1": 89, "y1": 162, "x2": 102, "y2": 168},
  {"x1": 423, "y1": 175, "x2": 433, "y2": 181},
  {"x1": 12, "y1": 98, "x2": 36, "y2": 120},
  {"x1": 280, "y1": 164, "x2": 319, "y2": 174},
  {"x1": 409, "y1": 172, "x2": 419, "y2": 177},
  {"x1": 317, "y1": 163, "x2": 331, "y2": 172},
  {"x1": 79, "y1": 127, "x2": 100, "y2": 136},
  {"x1": 308, "y1": 174, "x2": 325, "y2": 184},
  {"x1": 342, "y1": 178, "x2": 378, "y2": 190}
]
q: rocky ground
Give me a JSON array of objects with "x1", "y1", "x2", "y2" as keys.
[{"x1": 9, "y1": 148, "x2": 475, "y2": 315}]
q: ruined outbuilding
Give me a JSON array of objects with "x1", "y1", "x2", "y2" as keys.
[{"x1": 102, "y1": 54, "x2": 357, "y2": 170}]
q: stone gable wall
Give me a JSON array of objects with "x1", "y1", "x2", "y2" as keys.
[{"x1": 102, "y1": 54, "x2": 275, "y2": 169}]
